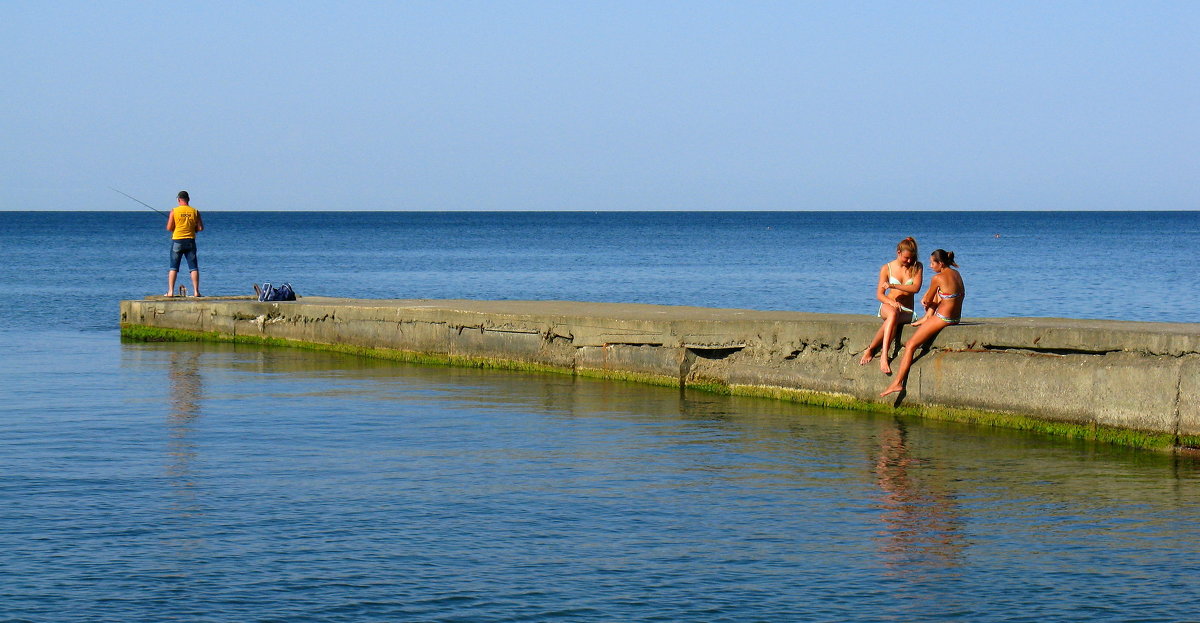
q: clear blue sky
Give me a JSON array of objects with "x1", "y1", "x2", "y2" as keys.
[{"x1": 2, "y1": 1, "x2": 1196, "y2": 211}]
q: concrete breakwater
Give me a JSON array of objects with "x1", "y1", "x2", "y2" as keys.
[{"x1": 120, "y1": 296, "x2": 1200, "y2": 450}]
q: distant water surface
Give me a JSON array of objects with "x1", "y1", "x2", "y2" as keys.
[{"x1": 1, "y1": 211, "x2": 1197, "y2": 331}]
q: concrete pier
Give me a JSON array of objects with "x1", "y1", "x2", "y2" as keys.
[{"x1": 120, "y1": 296, "x2": 1200, "y2": 450}]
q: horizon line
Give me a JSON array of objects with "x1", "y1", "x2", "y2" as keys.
[{"x1": 3, "y1": 208, "x2": 1197, "y2": 214}]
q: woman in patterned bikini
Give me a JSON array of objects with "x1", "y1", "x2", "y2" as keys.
[
  {"x1": 859, "y1": 237, "x2": 923, "y2": 375},
  {"x1": 881, "y1": 249, "x2": 964, "y2": 397}
]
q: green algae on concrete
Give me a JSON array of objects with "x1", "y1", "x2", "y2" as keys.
[
  {"x1": 575, "y1": 366, "x2": 681, "y2": 389},
  {"x1": 726, "y1": 383, "x2": 1184, "y2": 451},
  {"x1": 121, "y1": 322, "x2": 1191, "y2": 452},
  {"x1": 121, "y1": 324, "x2": 572, "y2": 376}
]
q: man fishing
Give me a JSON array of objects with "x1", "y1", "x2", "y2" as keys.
[{"x1": 165, "y1": 190, "x2": 204, "y2": 297}]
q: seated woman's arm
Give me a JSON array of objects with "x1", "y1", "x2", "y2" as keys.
[
  {"x1": 921, "y1": 273, "x2": 943, "y2": 308},
  {"x1": 888, "y1": 264, "x2": 923, "y2": 295},
  {"x1": 874, "y1": 265, "x2": 894, "y2": 306}
]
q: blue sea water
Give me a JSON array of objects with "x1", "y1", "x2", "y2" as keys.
[
  {"x1": 1, "y1": 211, "x2": 1198, "y2": 621},
  {"x1": 2, "y1": 210, "x2": 1198, "y2": 331}
]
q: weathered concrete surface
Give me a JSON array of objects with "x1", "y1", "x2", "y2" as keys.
[{"x1": 120, "y1": 296, "x2": 1200, "y2": 444}]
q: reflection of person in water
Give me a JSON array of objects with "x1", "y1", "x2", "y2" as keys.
[
  {"x1": 168, "y1": 349, "x2": 202, "y2": 422},
  {"x1": 873, "y1": 418, "x2": 963, "y2": 570},
  {"x1": 166, "y1": 349, "x2": 203, "y2": 520}
]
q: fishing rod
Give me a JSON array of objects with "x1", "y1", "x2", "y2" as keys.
[{"x1": 109, "y1": 187, "x2": 168, "y2": 216}]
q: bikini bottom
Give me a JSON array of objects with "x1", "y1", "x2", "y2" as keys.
[
  {"x1": 878, "y1": 303, "x2": 914, "y2": 319},
  {"x1": 934, "y1": 310, "x2": 960, "y2": 325}
]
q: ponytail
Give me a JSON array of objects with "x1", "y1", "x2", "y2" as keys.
[{"x1": 930, "y1": 249, "x2": 957, "y2": 267}]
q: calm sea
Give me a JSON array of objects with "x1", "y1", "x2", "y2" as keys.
[{"x1": 1, "y1": 211, "x2": 1198, "y2": 621}]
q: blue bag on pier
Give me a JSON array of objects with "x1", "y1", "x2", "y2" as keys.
[{"x1": 257, "y1": 282, "x2": 297, "y2": 302}]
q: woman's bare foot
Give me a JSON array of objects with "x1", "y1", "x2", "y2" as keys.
[
  {"x1": 880, "y1": 357, "x2": 892, "y2": 375},
  {"x1": 910, "y1": 317, "x2": 926, "y2": 327},
  {"x1": 880, "y1": 383, "x2": 903, "y2": 397},
  {"x1": 858, "y1": 349, "x2": 875, "y2": 365},
  {"x1": 163, "y1": 292, "x2": 175, "y2": 297}
]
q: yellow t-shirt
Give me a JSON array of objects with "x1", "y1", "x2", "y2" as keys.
[{"x1": 171, "y1": 206, "x2": 200, "y2": 240}]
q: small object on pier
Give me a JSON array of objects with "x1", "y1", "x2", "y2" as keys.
[{"x1": 257, "y1": 282, "x2": 297, "y2": 302}]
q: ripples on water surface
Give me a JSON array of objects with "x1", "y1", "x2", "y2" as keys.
[
  {"x1": 1, "y1": 331, "x2": 1197, "y2": 622},
  {"x1": 1, "y1": 211, "x2": 1198, "y2": 620}
]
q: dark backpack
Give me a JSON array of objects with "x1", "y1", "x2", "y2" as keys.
[{"x1": 258, "y1": 282, "x2": 297, "y2": 302}]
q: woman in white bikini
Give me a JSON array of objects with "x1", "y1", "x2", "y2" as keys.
[
  {"x1": 859, "y1": 237, "x2": 923, "y2": 375},
  {"x1": 881, "y1": 249, "x2": 964, "y2": 397}
]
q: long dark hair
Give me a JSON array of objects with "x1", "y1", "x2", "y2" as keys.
[{"x1": 930, "y1": 249, "x2": 957, "y2": 267}]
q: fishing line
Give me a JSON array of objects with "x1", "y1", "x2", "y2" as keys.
[{"x1": 109, "y1": 187, "x2": 168, "y2": 216}]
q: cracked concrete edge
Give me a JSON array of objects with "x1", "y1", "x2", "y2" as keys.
[{"x1": 120, "y1": 297, "x2": 1200, "y2": 450}]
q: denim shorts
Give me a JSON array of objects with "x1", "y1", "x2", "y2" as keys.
[{"x1": 169, "y1": 238, "x2": 199, "y2": 272}]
